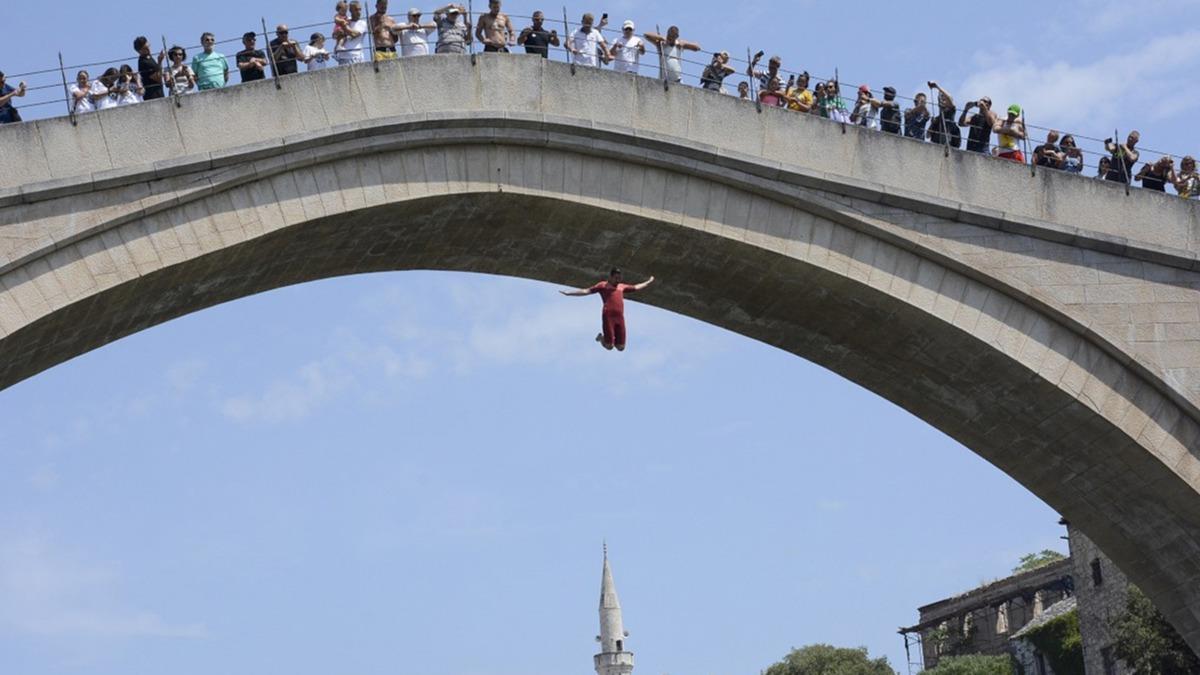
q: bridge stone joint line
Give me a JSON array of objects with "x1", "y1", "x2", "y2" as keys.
[{"x1": 3, "y1": 55, "x2": 1200, "y2": 647}]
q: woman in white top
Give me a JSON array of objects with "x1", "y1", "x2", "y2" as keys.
[
  {"x1": 68, "y1": 70, "x2": 104, "y2": 114},
  {"x1": 302, "y1": 32, "x2": 333, "y2": 70},
  {"x1": 114, "y1": 65, "x2": 144, "y2": 106},
  {"x1": 165, "y1": 45, "x2": 196, "y2": 96}
]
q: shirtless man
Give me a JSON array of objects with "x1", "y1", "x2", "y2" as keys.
[
  {"x1": 370, "y1": 0, "x2": 400, "y2": 60},
  {"x1": 560, "y1": 268, "x2": 655, "y2": 352},
  {"x1": 475, "y1": 0, "x2": 515, "y2": 52}
]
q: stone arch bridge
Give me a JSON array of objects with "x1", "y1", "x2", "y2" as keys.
[{"x1": 2, "y1": 55, "x2": 1199, "y2": 646}]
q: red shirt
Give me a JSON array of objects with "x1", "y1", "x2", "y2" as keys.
[{"x1": 589, "y1": 281, "x2": 637, "y2": 313}]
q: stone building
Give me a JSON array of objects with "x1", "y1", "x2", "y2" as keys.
[
  {"x1": 898, "y1": 558, "x2": 1074, "y2": 669},
  {"x1": 900, "y1": 521, "x2": 1167, "y2": 675},
  {"x1": 595, "y1": 546, "x2": 634, "y2": 675},
  {"x1": 1064, "y1": 523, "x2": 1132, "y2": 675},
  {"x1": 1010, "y1": 596, "x2": 1078, "y2": 675}
]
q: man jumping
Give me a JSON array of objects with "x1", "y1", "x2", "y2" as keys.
[{"x1": 559, "y1": 268, "x2": 655, "y2": 351}]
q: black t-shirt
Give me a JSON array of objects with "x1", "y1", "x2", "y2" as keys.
[
  {"x1": 1140, "y1": 165, "x2": 1167, "y2": 191},
  {"x1": 879, "y1": 100, "x2": 901, "y2": 134},
  {"x1": 928, "y1": 105, "x2": 961, "y2": 148},
  {"x1": 965, "y1": 112, "x2": 991, "y2": 153},
  {"x1": 904, "y1": 107, "x2": 930, "y2": 140},
  {"x1": 138, "y1": 53, "x2": 164, "y2": 100},
  {"x1": 522, "y1": 27, "x2": 553, "y2": 57},
  {"x1": 270, "y1": 37, "x2": 299, "y2": 75},
  {"x1": 1034, "y1": 143, "x2": 1061, "y2": 168},
  {"x1": 237, "y1": 49, "x2": 266, "y2": 82}
]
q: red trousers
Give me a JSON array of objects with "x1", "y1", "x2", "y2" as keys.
[{"x1": 601, "y1": 310, "x2": 626, "y2": 347}]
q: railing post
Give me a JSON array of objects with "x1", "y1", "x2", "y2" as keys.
[
  {"x1": 931, "y1": 84, "x2": 949, "y2": 158},
  {"x1": 655, "y1": 24, "x2": 668, "y2": 92},
  {"x1": 1025, "y1": 107, "x2": 1036, "y2": 177},
  {"x1": 747, "y1": 47, "x2": 760, "y2": 114},
  {"x1": 58, "y1": 52, "x2": 76, "y2": 126},
  {"x1": 468, "y1": 0, "x2": 477, "y2": 65},
  {"x1": 562, "y1": 7, "x2": 574, "y2": 75},
  {"x1": 365, "y1": 8, "x2": 380, "y2": 72},
  {"x1": 262, "y1": 18, "x2": 283, "y2": 88}
]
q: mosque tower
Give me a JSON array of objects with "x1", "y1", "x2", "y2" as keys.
[{"x1": 594, "y1": 544, "x2": 635, "y2": 675}]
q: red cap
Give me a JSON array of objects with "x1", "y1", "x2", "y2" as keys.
[{"x1": 858, "y1": 84, "x2": 870, "y2": 94}]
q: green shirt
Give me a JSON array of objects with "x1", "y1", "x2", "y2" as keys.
[{"x1": 192, "y1": 51, "x2": 228, "y2": 90}]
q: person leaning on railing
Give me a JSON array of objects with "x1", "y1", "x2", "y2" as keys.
[
  {"x1": 433, "y1": 4, "x2": 471, "y2": 54},
  {"x1": 165, "y1": 46, "x2": 197, "y2": 95},
  {"x1": 1175, "y1": 156, "x2": 1199, "y2": 199},
  {"x1": 0, "y1": 71, "x2": 26, "y2": 123},
  {"x1": 397, "y1": 8, "x2": 437, "y2": 56},
  {"x1": 517, "y1": 10, "x2": 559, "y2": 58},
  {"x1": 192, "y1": 33, "x2": 229, "y2": 90},
  {"x1": 236, "y1": 32, "x2": 268, "y2": 83},
  {"x1": 134, "y1": 36, "x2": 166, "y2": 100},
  {"x1": 699, "y1": 51, "x2": 734, "y2": 93}
]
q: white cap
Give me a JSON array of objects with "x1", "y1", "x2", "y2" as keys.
[
  {"x1": 622, "y1": 19, "x2": 634, "y2": 30},
  {"x1": 408, "y1": 7, "x2": 421, "y2": 14}
]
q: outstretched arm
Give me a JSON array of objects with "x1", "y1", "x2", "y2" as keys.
[
  {"x1": 632, "y1": 276, "x2": 655, "y2": 291},
  {"x1": 560, "y1": 287, "x2": 593, "y2": 296}
]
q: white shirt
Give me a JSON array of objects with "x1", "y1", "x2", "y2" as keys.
[
  {"x1": 338, "y1": 18, "x2": 369, "y2": 61},
  {"x1": 569, "y1": 28, "x2": 603, "y2": 67},
  {"x1": 662, "y1": 42, "x2": 682, "y2": 82},
  {"x1": 610, "y1": 34, "x2": 642, "y2": 74},
  {"x1": 69, "y1": 82, "x2": 100, "y2": 113},
  {"x1": 398, "y1": 25, "x2": 434, "y2": 56},
  {"x1": 302, "y1": 44, "x2": 332, "y2": 70},
  {"x1": 169, "y1": 64, "x2": 194, "y2": 95},
  {"x1": 116, "y1": 78, "x2": 143, "y2": 106}
]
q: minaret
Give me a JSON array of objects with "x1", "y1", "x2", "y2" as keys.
[{"x1": 594, "y1": 544, "x2": 634, "y2": 675}]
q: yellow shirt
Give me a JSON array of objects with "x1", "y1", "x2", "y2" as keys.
[{"x1": 786, "y1": 87, "x2": 814, "y2": 111}]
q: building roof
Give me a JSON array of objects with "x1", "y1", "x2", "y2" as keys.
[
  {"x1": 899, "y1": 558, "x2": 1073, "y2": 634},
  {"x1": 1010, "y1": 596, "x2": 1078, "y2": 640}
]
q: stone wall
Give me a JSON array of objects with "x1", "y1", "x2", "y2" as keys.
[{"x1": 1068, "y1": 525, "x2": 1132, "y2": 675}]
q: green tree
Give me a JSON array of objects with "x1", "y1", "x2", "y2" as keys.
[
  {"x1": 1113, "y1": 585, "x2": 1200, "y2": 674},
  {"x1": 1012, "y1": 550, "x2": 1066, "y2": 574},
  {"x1": 921, "y1": 654, "x2": 1014, "y2": 675},
  {"x1": 764, "y1": 644, "x2": 895, "y2": 675}
]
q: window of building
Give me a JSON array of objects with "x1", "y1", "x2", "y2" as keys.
[
  {"x1": 1091, "y1": 558, "x2": 1103, "y2": 587},
  {"x1": 616, "y1": 639, "x2": 623, "y2": 652}
]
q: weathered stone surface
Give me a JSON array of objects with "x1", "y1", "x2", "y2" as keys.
[{"x1": 1, "y1": 55, "x2": 1199, "y2": 648}]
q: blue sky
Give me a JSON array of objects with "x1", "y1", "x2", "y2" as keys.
[{"x1": 4, "y1": 0, "x2": 1199, "y2": 673}]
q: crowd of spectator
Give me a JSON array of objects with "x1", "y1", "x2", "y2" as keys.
[{"x1": 1, "y1": 0, "x2": 1197, "y2": 200}]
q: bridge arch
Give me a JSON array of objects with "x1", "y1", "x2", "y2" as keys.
[{"x1": 1, "y1": 56, "x2": 1199, "y2": 646}]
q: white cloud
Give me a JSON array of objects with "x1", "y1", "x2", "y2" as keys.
[
  {"x1": 957, "y1": 30, "x2": 1200, "y2": 154},
  {"x1": 28, "y1": 464, "x2": 59, "y2": 491},
  {"x1": 221, "y1": 359, "x2": 352, "y2": 423},
  {"x1": 166, "y1": 359, "x2": 208, "y2": 393},
  {"x1": 816, "y1": 499, "x2": 846, "y2": 512},
  {"x1": 1081, "y1": 0, "x2": 1200, "y2": 34},
  {"x1": 0, "y1": 531, "x2": 206, "y2": 640}
]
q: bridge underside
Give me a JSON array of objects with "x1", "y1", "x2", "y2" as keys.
[{"x1": 4, "y1": 191, "x2": 1199, "y2": 644}]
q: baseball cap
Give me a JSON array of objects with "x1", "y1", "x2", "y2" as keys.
[
  {"x1": 883, "y1": 85, "x2": 896, "y2": 96},
  {"x1": 1008, "y1": 103, "x2": 1022, "y2": 116},
  {"x1": 858, "y1": 84, "x2": 870, "y2": 94},
  {"x1": 408, "y1": 6, "x2": 421, "y2": 13},
  {"x1": 622, "y1": 19, "x2": 634, "y2": 29},
  {"x1": 447, "y1": 5, "x2": 459, "y2": 12}
]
